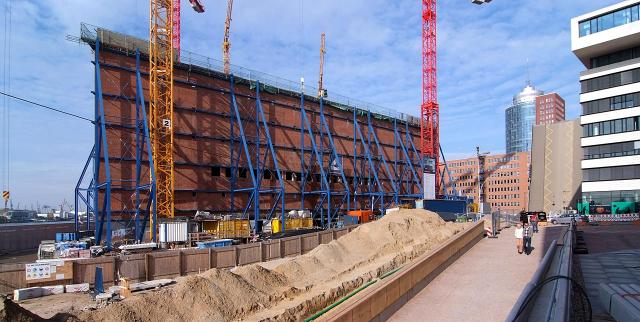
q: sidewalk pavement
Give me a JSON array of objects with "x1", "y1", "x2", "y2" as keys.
[{"x1": 389, "y1": 225, "x2": 563, "y2": 322}]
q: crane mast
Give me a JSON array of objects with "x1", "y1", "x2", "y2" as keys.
[
  {"x1": 150, "y1": 0, "x2": 175, "y2": 219},
  {"x1": 223, "y1": 0, "x2": 234, "y2": 74},
  {"x1": 172, "y1": 0, "x2": 180, "y2": 56},
  {"x1": 421, "y1": 0, "x2": 439, "y2": 197},
  {"x1": 318, "y1": 32, "x2": 326, "y2": 98}
]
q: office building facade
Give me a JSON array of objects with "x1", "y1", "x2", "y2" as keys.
[
  {"x1": 529, "y1": 120, "x2": 582, "y2": 214},
  {"x1": 535, "y1": 93, "x2": 566, "y2": 125},
  {"x1": 506, "y1": 84, "x2": 544, "y2": 153},
  {"x1": 442, "y1": 152, "x2": 530, "y2": 214},
  {"x1": 572, "y1": 0, "x2": 640, "y2": 214}
]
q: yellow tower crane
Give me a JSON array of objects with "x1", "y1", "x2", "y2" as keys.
[
  {"x1": 223, "y1": 0, "x2": 234, "y2": 74},
  {"x1": 149, "y1": 0, "x2": 175, "y2": 219},
  {"x1": 318, "y1": 32, "x2": 326, "y2": 98}
]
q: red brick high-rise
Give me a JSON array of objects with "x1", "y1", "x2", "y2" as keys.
[{"x1": 535, "y1": 93, "x2": 565, "y2": 125}]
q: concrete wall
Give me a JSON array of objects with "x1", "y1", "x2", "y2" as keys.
[
  {"x1": 0, "y1": 222, "x2": 78, "y2": 254},
  {"x1": 318, "y1": 221, "x2": 485, "y2": 321},
  {"x1": 529, "y1": 119, "x2": 582, "y2": 214},
  {"x1": 0, "y1": 226, "x2": 358, "y2": 294}
]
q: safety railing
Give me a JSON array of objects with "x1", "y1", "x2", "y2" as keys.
[{"x1": 506, "y1": 221, "x2": 575, "y2": 322}]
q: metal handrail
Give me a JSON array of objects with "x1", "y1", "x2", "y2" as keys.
[{"x1": 506, "y1": 222, "x2": 575, "y2": 322}]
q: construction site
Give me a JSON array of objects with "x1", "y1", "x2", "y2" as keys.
[
  {"x1": 75, "y1": 22, "x2": 425, "y2": 247},
  {"x1": 3, "y1": 0, "x2": 632, "y2": 321}
]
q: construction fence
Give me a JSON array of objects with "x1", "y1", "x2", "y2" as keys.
[{"x1": 0, "y1": 226, "x2": 358, "y2": 294}]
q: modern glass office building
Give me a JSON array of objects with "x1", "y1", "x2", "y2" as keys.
[
  {"x1": 572, "y1": 0, "x2": 640, "y2": 215},
  {"x1": 505, "y1": 84, "x2": 544, "y2": 153}
]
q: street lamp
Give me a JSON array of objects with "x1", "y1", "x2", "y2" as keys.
[
  {"x1": 476, "y1": 146, "x2": 490, "y2": 214},
  {"x1": 471, "y1": 0, "x2": 492, "y2": 4}
]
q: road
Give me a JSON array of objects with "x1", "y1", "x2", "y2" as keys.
[{"x1": 389, "y1": 224, "x2": 564, "y2": 322}]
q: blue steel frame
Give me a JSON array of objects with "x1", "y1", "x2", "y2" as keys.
[
  {"x1": 439, "y1": 144, "x2": 459, "y2": 199},
  {"x1": 78, "y1": 37, "x2": 423, "y2": 238},
  {"x1": 74, "y1": 40, "x2": 157, "y2": 248},
  {"x1": 393, "y1": 118, "x2": 423, "y2": 200},
  {"x1": 228, "y1": 76, "x2": 285, "y2": 233},
  {"x1": 299, "y1": 96, "x2": 350, "y2": 227}
]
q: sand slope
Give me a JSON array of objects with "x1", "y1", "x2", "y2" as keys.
[{"x1": 59, "y1": 209, "x2": 468, "y2": 322}]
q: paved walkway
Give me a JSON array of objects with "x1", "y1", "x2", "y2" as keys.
[
  {"x1": 389, "y1": 225, "x2": 564, "y2": 322},
  {"x1": 576, "y1": 224, "x2": 640, "y2": 321}
]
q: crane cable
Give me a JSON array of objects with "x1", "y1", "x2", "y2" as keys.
[{"x1": 2, "y1": 0, "x2": 12, "y2": 209}]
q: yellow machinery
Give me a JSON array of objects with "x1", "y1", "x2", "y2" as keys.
[
  {"x1": 202, "y1": 219, "x2": 250, "y2": 238},
  {"x1": 149, "y1": 0, "x2": 175, "y2": 222},
  {"x1": 222, "y1": 0, "x2": 234, "y2": 74},
  {"x1": 271, "y1": 218, "x2": 313, "y2": 233}
]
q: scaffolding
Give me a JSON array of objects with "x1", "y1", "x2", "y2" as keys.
[
  {"x1": 75, "y1": 41, "x2": 157, "y2": 248},
  {"x1": 74, "y1": 24, "x2": 423, "y2": 246}
]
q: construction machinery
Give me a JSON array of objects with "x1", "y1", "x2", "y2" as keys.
[
  {"x1": 149, "y1": 0, "x2": 175, "y2": 223},
  {"x1": 420, "y1": 0, "x2": 439, "y2": 199},
  {"x1": 223, "y1": 0, "x2": 233, "y2": 74},
  {"x1": 420, "y1": 0, "x2": 492, "y2": 199}
]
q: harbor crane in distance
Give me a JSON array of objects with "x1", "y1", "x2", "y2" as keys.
[{"x1": 420, "y1": 0, "x2": 492, "y2": 199}]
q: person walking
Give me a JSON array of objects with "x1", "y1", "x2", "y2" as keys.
[
  {"x1": 523, "y1": 222, "x2": 532, "y2": 255},
  {"x1": 531, "y1": 213, "x2": 539, "y2": 233},
  {"x1": 514, "y1": 223, "x2": 524, "y2": 254}
]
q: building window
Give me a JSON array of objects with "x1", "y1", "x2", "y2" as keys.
[
  {"x1": 583, "y1": 141, "x2": 640, "y2": 159},
  {"x1": 583, "y1": 116, "x2": 638, "y2": 137},
  {"x1": 580, "y1": 68, "x2": 640, "y2": 93},
  {"x1": 211, "y1": 166, "x2": 221, "y2": 177},
  {"x1": 583, "y1": 165, "x2": 640, "y2": 182},
  {"x1": 579, "y1": 4, "x2": 640, "y2": 37},
  {"x1": 582, "y1": 92, "x2": 639, "y2": 115}
]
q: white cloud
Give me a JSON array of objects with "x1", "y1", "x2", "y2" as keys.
[{"x1": 0, "y1": 0, "x2": 622, "y2": 207}]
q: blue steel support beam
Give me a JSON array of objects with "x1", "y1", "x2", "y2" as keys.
[
  {"x1": 93, "y1": 39, "x2": 113, "y2": 248},
  {"x1": 353, "y1": 113, "x2": 385, "y2": 212},
  {"x1": 75, "y1": 147, "x2": 94, "y2": 233},
  {"x1": 394, "y1": 122, "x2": 422, "y2": 197},
  {"x1": 254, "y1": 81, "x2": 286, "y2": 227},
  {"x1": 439, "y1": 144, "x2": 458, "y2": 197},
  {"x1": 366, "y1": 111, "x2": 398, "y2": 207},
  {"x1": 228, "y1": 76, "x2": 259, "y2": 223},
  {"x1": 299, "y1": 93, "x2": 331, "y2": 227},
  {"x1": 318, "y1": 97, "x2": 350, "y2": 224},
  {"x1": 134, "y1": 49, "x2": 157, "y2": 243}
]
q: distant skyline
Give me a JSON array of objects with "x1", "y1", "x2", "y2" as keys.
[{"x1": 0, "y1": 0, "x2": 622, "y2": 207}]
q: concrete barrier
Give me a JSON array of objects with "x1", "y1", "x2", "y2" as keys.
[{"x1": 318, "y1": 221, "x2": 485, "y2": 321}]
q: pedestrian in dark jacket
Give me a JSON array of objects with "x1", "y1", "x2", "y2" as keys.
[{"x1": 523, "y1": 223, "x2": 532, "y2": 255}]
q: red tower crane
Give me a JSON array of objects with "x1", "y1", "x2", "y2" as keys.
[
  {"x1": 421, "y1": 0, "x2": 491, "y2": 198},
  {"x1": 172, "y1": 0, "x2": 206, "y2": 56},
  {"x1": 421, "y1": 0, "x2": 439, "y2": 197}
]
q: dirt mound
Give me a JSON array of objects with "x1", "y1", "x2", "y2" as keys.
[
  {"x1": 0, "y1": 298, "x2": 45, "y2": 322},
  {"x1": 65, "y1": 209, "x2": 469, "y2": 321}
]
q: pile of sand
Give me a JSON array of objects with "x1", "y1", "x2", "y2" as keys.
[
  {"x1": 59, "y1": 209, "x2": 468, "y2": 322},
  {"x1": 0, "y1": 298, "x2": 45, "y2": 322}
]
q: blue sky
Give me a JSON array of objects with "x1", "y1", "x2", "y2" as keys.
[{"x1": 0, "y1": 0, "x2": 622, "y2": 209}]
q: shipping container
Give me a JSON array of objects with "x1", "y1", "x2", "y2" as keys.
[
  {"x1": 196, "y1": 239, "x2": 233, "y2": 249},
  {"x1": 420, "y1": 199, "x2": 466, "y2": 222}
]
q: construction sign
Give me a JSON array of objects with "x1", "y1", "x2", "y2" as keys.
[{"x1": 2, "y1": 191, "x2": 8, "y2": 202}]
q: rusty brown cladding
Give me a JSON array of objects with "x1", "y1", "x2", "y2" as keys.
[{"x1": 95, "y1": 48, "x2": 423, "y2": 217}]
